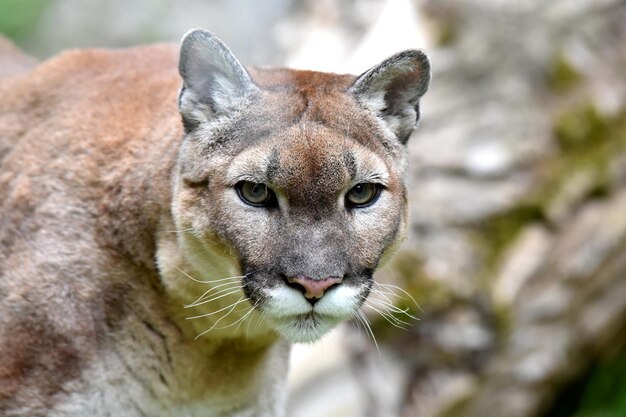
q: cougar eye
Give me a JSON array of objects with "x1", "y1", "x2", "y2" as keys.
[
  {"x1": 236, "y1": 181, "x2": 276, "y2": 207},
  {"x1": 346, "y1": 183, "x2": 381, "y2": 208}
]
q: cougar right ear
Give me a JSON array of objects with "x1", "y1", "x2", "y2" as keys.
[
  {"x1": 350, "y1": 50, "x2": 431, "y2": 144},
  {"x1": 178, "y1": 29, "x2": 257, "y2": 131}
]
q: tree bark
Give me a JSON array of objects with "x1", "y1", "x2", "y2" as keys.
[{"x1": 363, "y1": 1, "x2": 626, "y2": 416}]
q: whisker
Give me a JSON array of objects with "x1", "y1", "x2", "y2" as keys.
[
  {"x1": 186, "y1": 297, "x2": 250, "y2": 320},
  {"x1": 376, "y1": 282, "x2": 422, "y2": 312},
  {"x1": 245, "y1": 303, "x2": 260, "y2": 335},
  {"x1": 365, "y1": 304, "x2": 411, "y2": 329},
  {"x1": 163, "y1": 227, "x2": 194, "y2": 233},
  {"x1": 366, "y1": 298, "x2": 419, "y2": 321},
  {"x1": 185, "y1": 288, "x2": 243, "y2": 308},
  {"x1": 193, "y1": 297, "x2": 250, "y2": 340},
  {"x1": 365, "y1": 295, "x2": 414, "y2": 321},
  {"x1": 369, "y1": 288, "x2": 398, "y2": 305},
  {"x1": 175, "y1": 267, "x2": 246, "y2": 285},
  {"x1": 235, "y1": 300, "x2": 260, "y2": 334},
  {"x1": 373, "y1": 313, "x2": 409, "y2": 330},
  {"x1": 214, "y1": 301, "x2": 258, "y2": 332},
  {"x1": 248, "y1": 305, "x2": 268, "y2": 335},
  {"x1": 246, "y1": 312, "x2": 257, "y2": 335},
  {"x1": 355, "y1": 310, "x2": 381, "y2": 356},
  {"x1": 233, "y1": 304, "x2": 258, "y2": 333},
  {"x1": 187, "y1": 281, "x2": 244, "y2": 306},
  {"x1": 374, "y1": 282, "x2": 403, "y2": 298},
  {"x1": 253, "y1": 310, "x2": 268, "y2": 331},
  {"x1": 370, "y1": 287, "x2": 405, "y2": 302}
]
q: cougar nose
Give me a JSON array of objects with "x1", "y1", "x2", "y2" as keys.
[{"x1": 287, "y1": 275, "x2": 343, "y2": 301}]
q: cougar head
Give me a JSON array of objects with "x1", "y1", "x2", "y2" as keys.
[{"x1": 172, "y1": 29, "x2": 430, "y2": 343}]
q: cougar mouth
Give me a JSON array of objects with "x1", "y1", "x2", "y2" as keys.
[
  {"x1": 242, "y1": 271, "x2": 370, "y2": 343},
  {"x1": 269, "y1": 312, "x2": 343, "y2": 343}
]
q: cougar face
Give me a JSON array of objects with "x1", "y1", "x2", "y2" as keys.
[{"x1": 173, "y1": 30, "x2": 430, "y2": 343}]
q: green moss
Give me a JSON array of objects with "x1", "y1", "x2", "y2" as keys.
[
  {"x1": 554, "y1": 104, "x2": 611, "y2": 152},
  {"x1": 437, "y1": 24, "x2": 458, "y2": 47},
  {"x1": 440, "y1": 394, "x2": 475, "y2": 417},
  {"x1": 545, "y1": 350, "x2": 626, "y2": 417},
  {"x1": 477, "y1": 103, "x2": 626, "y2": 275},
  {"x1": 540, "y1": 103, "x2": 626, "y2": 209},
  {"x1": 0, "y1": 0, "x2": 49, "y2": 44},
  {"x1": 478, "y1": 204, "x2": 546, "y2": 266},
  {"x1": 550, "y1": 53, "x2": 582, "y2": 92}
]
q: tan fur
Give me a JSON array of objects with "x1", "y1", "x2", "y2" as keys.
[{"x1": 0, "y1": 31, "x2": 429, "y2": 416}]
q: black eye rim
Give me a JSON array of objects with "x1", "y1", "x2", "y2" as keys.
[
  {"x1": 235, "y1": 181, "x2": 278, "y2": 208},
  {"x1": 345, "y1": 183, "x2": 383, "y2": 209}
]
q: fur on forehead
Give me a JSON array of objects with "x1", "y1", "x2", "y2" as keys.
[
  {"x1": 184, "y1": 83, "x2": 406, "y2": 161},
  {"x1": 224, "y1": 123, "x2": 390, "y2": 189}
]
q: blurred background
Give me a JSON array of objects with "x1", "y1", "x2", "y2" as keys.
[{"x1": 2, "y1": 0, "x2": 626, "y2": 416}]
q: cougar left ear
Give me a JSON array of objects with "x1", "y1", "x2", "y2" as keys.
[
  {"x1": 350, "y1": 50, "x2": 431, "y2": 144},
  {"x1": 178, "y1": 29, "x2": 257, "y2": 131}
]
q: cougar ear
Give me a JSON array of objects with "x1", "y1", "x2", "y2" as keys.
[
  {"x1": 350, "y1": 50, "x2": 431, "y2": 144},
  {"x1": 178, "y1": 29, "x2": 257, "y2": 131}
]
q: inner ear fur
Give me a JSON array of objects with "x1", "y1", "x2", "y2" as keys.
[
  {"x1": 178, "y1": 29, "x2": 257, "y2": 131},
  {"x1": 349, "y1": 50, "x2": 431, "y2": 144}
]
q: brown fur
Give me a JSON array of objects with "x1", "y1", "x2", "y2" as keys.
[{"x1": 0, "y1": 43, "x2": 181, "y2": 411}]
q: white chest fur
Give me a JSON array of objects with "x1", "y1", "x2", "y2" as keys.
[{"x1": 48, "y1": 335, "x2": 290, "y2": 417}]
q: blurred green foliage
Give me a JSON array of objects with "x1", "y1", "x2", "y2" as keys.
[
  {"x1": 575, "y1": 353, "x2": 626, "y2": 417},
  {"x1": 547, "y1": 352, "x2": 626, "y2": 417},
  {"x1": 0, "y1": 0, "x2": 49, "y2": 43}
]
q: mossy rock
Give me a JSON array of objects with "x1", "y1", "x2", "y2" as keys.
[
  {"x1": 549, "y1": 53, "x2": 582, "y2": 93},
  {"x1": 554, "y1": 104, "x2": 612, "y2": 152},
  {"x1": 476, "y1": 103, "x2": 626, "y2": 273}
]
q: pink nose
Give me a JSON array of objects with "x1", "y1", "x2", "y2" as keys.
[{"x1": 287, "y1": 276, "x2": 343, "y2": 300}]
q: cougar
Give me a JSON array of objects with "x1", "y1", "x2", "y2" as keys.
[{"x1": 0, "y1": 29, "x2": 430, "y2": 416}]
